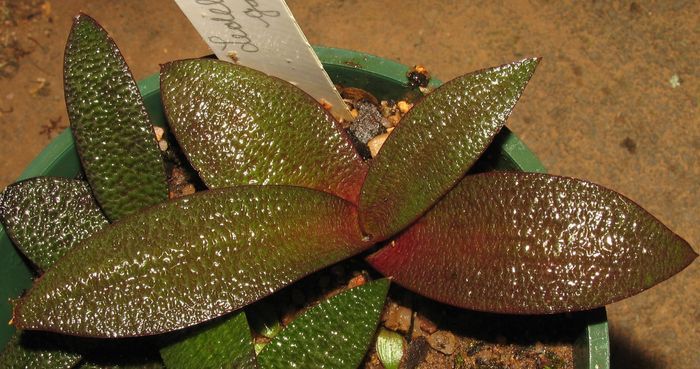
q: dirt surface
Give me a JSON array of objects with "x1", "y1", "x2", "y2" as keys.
[{"x1": 0, "y1": 1, "x2": 697, "y2": 368}]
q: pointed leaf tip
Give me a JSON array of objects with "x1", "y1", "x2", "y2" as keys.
[
  {"x1": 368, "y1": 172, "x2": 696, "y2": 314},
  {"x1": 13, "y1": 185, "x2": 369, "y2": 337},
  {"x1": 258, "y1": 279, "x2": 390, "y2": 369},
  {"x1": 65, "y1": 14, "x2": 167, "y2": 221},
  {"x1": 359, "y1": 58, "x2": 539, "y2": 241},
  {"x1": 160, "y1": 312, "x2": 257, "y2": 369}
]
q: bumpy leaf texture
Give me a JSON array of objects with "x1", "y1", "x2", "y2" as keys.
[
  {"x1": 368, "y1": 172, "x2": 697, "y2": 313},
  {"x1": 359, "y1": 58, "x2": 539, "y2": 241},
  {"x1": 0, "y1": 177, "x2": 108, "y2": 271},
  {"x1": 160, "y1": 312, "x2": 257, "y2": 369},
  {"x1": 257, "y1": 279, "x2": 389, "y2": 369},
  {"x1": 13, "y1": 186, "x2": 369, "y2": 337},
  {"x1": 160, "y1": 59, "x2": 367, "y2": 204},
  {"x1": 64, "y1": 14, "x2": 167, "y2": 221},
  {"x1": 0, "y1": 332, "x2": 81, "y2": 369}
]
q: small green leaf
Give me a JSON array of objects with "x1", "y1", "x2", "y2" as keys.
[
  {"x1": 258, "y1": 279, "x2": 389, "y2": 369},
  {"x1": 368, "y1": 172, "x2": 697, "y2": 313},
  {"x1": 0, "y1": 177, "x2": 108, "y2": 271},
  {"x1": 160, "y1": 312, "x2": 257, "y2": 369},
  {"x1": 14, "y1": 185, "x2": 370, "y2": 337},
  {"x1": 0, "y1": 331, "x2": 81, "y2": 369},
  {"x1": 160, "y1": 59, "x2": 367, "y2": 204},
  {"x1": 376, "y1": 328, "x2": 404, "y2": 369},
  {"x1": 359, "y1": 58, "x2": 539, "y2": 241},
  {"x1": 64, "y1": 14, "x2": 167, "y2": 221}
]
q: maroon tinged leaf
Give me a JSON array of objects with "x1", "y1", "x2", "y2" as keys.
[
  {"x1": 13, "y1": 186, "x2": 370, "y2": 337},
  {"x1": 359, "y1": 59, "x2": 539, "y2": 241},
  {"x1": 368, "y1": 172, "x2": 697, "y2": 314},
  {"x1": 160, "y1": 59, "x2": 367, "y2": 204}
]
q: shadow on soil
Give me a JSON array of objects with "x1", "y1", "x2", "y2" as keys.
[{"x1": 610, "y1": 331, "x2": 664, "y2": 369}]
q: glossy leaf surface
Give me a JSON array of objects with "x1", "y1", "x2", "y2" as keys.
[
  {"x1": 368, "y1": 172, "x2": 697, "y2": 313},
  {"x1": 0, "y1": 177, "x2": 108, "y2": 271},
  {"x1": 160, "y1": 59, "x2": 367, "y2": 204},
  {"x1": 64, "y1": 14, "x2": 167, "y2": 221},
  {"x1": 14, "y1": 186, "x2": 369, "y2": 337},
  {"x1": 0, "y1": 332, "x2": 81, "y2": 369},
  {"x1": 80, "y1": 359, "x2": 164, "y2": 369},
  {"x1": 258, "y1": 279, "x2": 389, "y2": 369},
  {"x1": 359, "y1": 58, "x2": 539, "y2": 240},
  {"x1": 160, "y1": 312, "x2": 257, "y2": 369}
]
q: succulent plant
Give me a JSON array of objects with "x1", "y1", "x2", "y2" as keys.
[{"x1": 0, "y1": 13, "x2": 696, "y2": 369}]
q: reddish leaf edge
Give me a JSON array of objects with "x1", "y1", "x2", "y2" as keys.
[
  {"x1": 11, "y1": 184, "x2": 373, "y2": 338},
  {"x1": 358, "y1": 57, "x2": 541, "y2": 242},
  {"x1": 367, "y1": 171, "x2": 698, "y2": 314},
  {"x1": 159, "y1": 59, "x2": 369, "y2": 205}
]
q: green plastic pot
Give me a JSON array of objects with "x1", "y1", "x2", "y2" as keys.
[{"x1": 0, "y1": 47, "x2": 609, "y2": 368}]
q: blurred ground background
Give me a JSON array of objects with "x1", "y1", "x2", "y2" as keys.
[{"x1": 0, "y1": 1, "x2": 697, "y2": 368}]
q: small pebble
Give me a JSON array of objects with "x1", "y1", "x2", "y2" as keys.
[
  {"x1": 180, "y1": 184, "x2": 196, "y2": 196},
  {"x1": 383, "y1": 303, "x2": 412, "y2": 334},
  {"x1": 397, "y1": 100, "x2": 413, "y2": 114},
  {"x1": 158, "y1": 139, "x2": 168, "y2": 152},
  {"x1": 388, "y1": 113, "x2": 401, "y2": 126},
  {"x1": 153, "y1": 126, "x2": 165, "y2": 141},
  {"x1": 416, "y1": 313, "x2": 438, "y2": 334},
  {"x1": 427, "y1": 331, "x2": 457, "y2": 355},
  {"x1": 367, "y1": 132, "x2": 391, "y2": 158},
  {"x1": 347, "y1": 274, "x2": 367, "y2": 289}
]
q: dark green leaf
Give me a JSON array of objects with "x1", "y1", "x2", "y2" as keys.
[
  {"x1": 0, "y1": 331, "x2": 81, "y2": 369},
  {"x1": 80, "y1": 364, "x2": 163, "y2": 369},
  {"x1": 376, "y1": 328, "x2": 404, "y2": 369},
  {"x1": 64, "y1": 14, "x2": 167, "y2": 221},
  {"x1": 258, "y1": 279, "x2": 389, "y2": 369},
  {"x1": 0, "y1": 177, "x2": 108, "y2": 271},
  {"x1": 80, "y1": 358, "x2": 164, "y2": 369},
  {"x1": 160, "y1": 59, "x2": 367, "y2": 204},
  {"x1": 160, "y1": 312, "x2": 257, "y2": 369},
  {"x1": 368, "y1": 172, "x2": 697, "y2": 313},
  {"x1": 14, "y1": 186, "x2": 369, "y2": 337},
  {"x1": 359, "y1": 58, "x2": 539, "y2": 241}
]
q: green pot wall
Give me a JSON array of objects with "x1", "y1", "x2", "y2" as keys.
[{"x1": 0, "y1": 46, "x2": 610, "y2": 369}]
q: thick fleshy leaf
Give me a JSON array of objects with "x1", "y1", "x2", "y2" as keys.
[
  {"x1": 64, "y1": 14, "x2": 167, "y2": 221},
  {"x1": 368, "y1": 172, "x2": 697, "y2": 314},
  {"x1": 376, "y1": 328, "x2": 404, "y2": 369},
  {"x1": 160, "y1": 59, "x2": 367, "y2": 204},
  {"x1": 13, "y1": 186, "x2": 369, "y2": 337},
  {"x1": 359, "y1": 58, "x2": 539, "y2": 240},
  {"x1": 257, "y1": 279, "x2": 389, "y2": 369},
  {"x1": 80, "y1": 363, "x2": 163, "y2": 369},
  {"x1": 160, "y1": 312, "x2": 257, "y2": 369},
  {"x1": 80, "y1": 357, "x2": 164, "y2": 369},
  {"x1": 0, "y1": 177, "x2": 108, "y2": 271},
  {"x1": 0, "y1": 331, "x2": 81, "y2": 369}
]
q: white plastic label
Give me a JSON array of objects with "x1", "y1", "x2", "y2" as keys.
[{"x1": 174, "y1": 0, "x2": 352, "y2": 121}]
